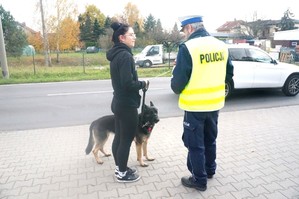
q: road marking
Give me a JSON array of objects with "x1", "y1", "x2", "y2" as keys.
[{"x1": 47, "y1": 88, "x2": 164, "y2": 96}]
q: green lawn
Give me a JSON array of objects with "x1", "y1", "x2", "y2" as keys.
[{"x1": 0, "y1": 52, "x2": 173, "y2": 85}]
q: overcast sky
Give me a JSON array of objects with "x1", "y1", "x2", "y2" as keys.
[{"x1": 1, "y1": 0, "x2": 298, "y2": 32}]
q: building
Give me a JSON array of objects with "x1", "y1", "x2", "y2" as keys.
[
  {"x1": 273, "y1": 28, "x2": 299, "y2": 48},
  {"x1": 216, "y1": 19, "x2": 299, "y2": 47},
  {"x1": 17, "y1": 22, "x2": 43, "y2": 52}
]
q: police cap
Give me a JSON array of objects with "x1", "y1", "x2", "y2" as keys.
[{"x1": 179, "y1": 15, "x2": 203, "y2": 31}]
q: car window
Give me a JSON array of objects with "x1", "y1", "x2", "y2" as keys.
[
  {"x1": 229, "y1": 48, "x2": 251, "y2": 61},
  {"x1": 147, "y1": 46, "x2": 159, "y2": 56},
  {"x1": 247, "y1": 48, "x2": 272, "y2": 63}
]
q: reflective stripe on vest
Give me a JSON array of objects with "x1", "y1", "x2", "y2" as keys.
[{"x1": 179, "y1": 36, "x2": 228, "y2": 111}]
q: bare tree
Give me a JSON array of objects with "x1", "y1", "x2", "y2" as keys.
[{"x1": 48, "y1": 0, "x2": 78, "y2": 63}]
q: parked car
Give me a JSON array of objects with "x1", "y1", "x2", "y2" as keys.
[
  {"x1": 86, "y1": 46, "x2": 99, "y2": 53},
  {"x1": 226, "y1": 44, "x2": 299, "y2": 97}
]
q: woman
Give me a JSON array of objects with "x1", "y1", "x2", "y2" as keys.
[{"x1": 106, "y1": 22, "x2": 149, "y2": 183}]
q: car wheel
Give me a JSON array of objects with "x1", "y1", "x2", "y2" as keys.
[
  {"x1": 143, "y1": 60, "x2": 152, "y2": 67},
  {"x1": 225, "y1": 80, "x2": 233, "y2": 98},
  {"x1": 282, "y1": 74, "x2": 299, "y2": 96}
]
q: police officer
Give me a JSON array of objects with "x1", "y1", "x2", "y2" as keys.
[{"x1": 171, "y1": 15, "x2": 234, "y2": 191}]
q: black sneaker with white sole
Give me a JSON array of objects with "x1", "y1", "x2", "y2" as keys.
[
  {"x1": 115, "y1": 167, "x2": 137, "y2": 177},
  {"x1": 116, "y1": 171, "x2": 140, "y2": 183}
]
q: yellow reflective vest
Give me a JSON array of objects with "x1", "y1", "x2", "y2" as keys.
[{"x1": 179, "y1": 36, "x2": 228, "y2": 111}]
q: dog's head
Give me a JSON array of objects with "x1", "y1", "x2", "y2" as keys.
[{"x1": 140, "y1": 101, "x2": 159, "y2": 133}]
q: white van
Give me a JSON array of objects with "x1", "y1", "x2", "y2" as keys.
[{"x1": 134, "y1": 44, "x2": 177, "y2": 67}]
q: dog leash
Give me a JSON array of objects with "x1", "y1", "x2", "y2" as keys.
[
  {"x1": 140, "y1": 90, "x2": 146, "y2": 126},
  {"x1": 141, "y1": 81, "x2": 149, "y2": 122},
  {"x1": 140, "y1": 69, "x2": 170, "y2": 114},
  {"x1": 141, "y1": 85, "x2": 147, "y2": 115}
]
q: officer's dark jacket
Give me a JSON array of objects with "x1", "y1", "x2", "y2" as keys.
[
  {"x1": 106, "y1": 42, "x2": 145, "y2": 109},
  {"x1": 171, "y1": 28, "x2": 234, "y2": 94}
]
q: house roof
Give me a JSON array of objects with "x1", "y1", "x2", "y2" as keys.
[
  {"x1": 216, "y1": 20, "x2": 244, "y2": 32},
  {"x1": 246, "y1": 19, "x2": 280, "y2": 26},
  {"x1": 210, "y1": 32, "x2": 240, "y2": 38},
  {"x1": 17, "y1": 22, "x2": 39, "y2": 35},
  {"x1": 217, "y1": 19, "x2": 299, "y2": 33}
]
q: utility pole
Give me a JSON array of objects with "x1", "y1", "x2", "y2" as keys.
[
  {"x1": 0, "y1": 18, "x2": 9, "y2": 78},
  {"x1": 40, "y1": 0, "x2": 52, "y2": 67}
]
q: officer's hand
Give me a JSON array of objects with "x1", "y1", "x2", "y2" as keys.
[{"x1": 142, "y1": 80, "x2": 150, "y2": 92}]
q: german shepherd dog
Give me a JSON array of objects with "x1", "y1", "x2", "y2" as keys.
[{"x1": 85, "y1": 101, "x2": 159, "y2": 167}]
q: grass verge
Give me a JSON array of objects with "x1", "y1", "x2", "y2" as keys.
[{"x1": 0, "y1": 65, "x2": 173, "y2": 85}]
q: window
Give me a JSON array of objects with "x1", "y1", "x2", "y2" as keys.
[
  {"x1": 147, "y1": 46, "x2": 159, "y2": 56},
  {"x1": 247, "y1": 48, "x2": 272, "y2": 63},
  {"x1": 229, "y1": 48, "x2": 249, "y2": 61}
]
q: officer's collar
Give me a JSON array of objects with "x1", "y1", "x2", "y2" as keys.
[{"x1": 188, "y1": 28, "x2": 210, "y2": 41}]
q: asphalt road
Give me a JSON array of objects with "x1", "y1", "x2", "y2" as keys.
[{"x1": 1, "y1": 77, "x2": 298, "y2": 131}]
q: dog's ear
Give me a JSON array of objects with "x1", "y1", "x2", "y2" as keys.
[{"x1": 150, "y1": 101, "x2": 154, "y2": 107}]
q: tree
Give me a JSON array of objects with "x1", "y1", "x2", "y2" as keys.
[
  {"x1": 27, "y1": 31, "x2": 43, "y2": 52},
  {"x1": 48, "y1": 16, "x2": 80, "y2": 51},
  {"x1": 78, "y1": 5, "x2": 106, "y2": 47},
  {"x1": 123, "y1": 2, "x2": 143, "y2": 27},
  {"x1": 144, "y1": 14, "x2": 156, "y2": 32},
  {"x1": 80, "y1": 5, "x2": 106, "y2": 27},
  {"x1": 156, "y1": 19, "x2": 163, "y2": 31},
  {"x1": 104, "y1": 16, "x2": 112, "y2": 29},
  {"x1": 152, "y1": 19, "x2": 165, "y2": 44},
  {"x1": 169, "y1": 23, "x2": 182, "y2": 45},
  {"x1": 133, "y1": 21, "x2": 142, "y2": 37},
  {"x1": 242, "y1": 20, "x2": 264, "y2": 39},
  {"x1": 143, "y1": 14, "x2": 157, "y2": 44},
  {"x1": 79, "y1": 13, "x2": 95, "y2": 47},
  {"x1": 162, "y1": 24, "x2": 180, "y2": 68},
  {"x1": 59, "y1": 17, "x2": 80, "y2": 50},
  {"x1": 99, "y1": 28, "x2": 113, "y2": 50},
  {"x1": 93, "y1": 19, "x2": 104, "y2": 40},
  {"x1": 279, "y1": 9, "x2": 296, "y2": 31},
  {"x1": 0, "y1": 5, "x2": 27, "y2": 57},
  {"x1": 47, "y1": 0, "x2": 78, "y2": 62}
]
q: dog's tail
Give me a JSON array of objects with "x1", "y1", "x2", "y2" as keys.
[{"x1": 85, "y1": 123, "x2": 95, "y2": 155}]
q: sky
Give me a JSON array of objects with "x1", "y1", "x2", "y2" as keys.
[{"x1": 1, "y1": 0, "x2": 299, "y2": 32}]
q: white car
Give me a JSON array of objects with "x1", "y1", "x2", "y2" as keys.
[{"x1": 226, "y1": 44, "x2": 299, "y2": 97}]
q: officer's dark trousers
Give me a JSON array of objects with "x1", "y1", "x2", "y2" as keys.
[{"x1": 182, "y1": 110, "x2": 219, "y2": 185}]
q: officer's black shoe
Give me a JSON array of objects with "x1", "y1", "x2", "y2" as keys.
[
  {"x1": 181, "y1": 176, "x2": 207, "y2": 191},
  {"x1": 207, "y1": 174, "x2": 214, "y2": 179}
]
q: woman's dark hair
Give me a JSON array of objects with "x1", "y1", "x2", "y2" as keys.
[{"x1": 111, "y1": 22, "x2": 130, "y2": 43}]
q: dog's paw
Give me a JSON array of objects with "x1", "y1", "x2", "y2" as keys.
[
  {"x1": 104, "y1": 153, "x2": 111, "y2": 157},
  {"x1": 95, "y1": 158, "x2": 104, "y2": 164},
  {"x1": 140, "y1": 162, "x2": 149, "y2": 167}
]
